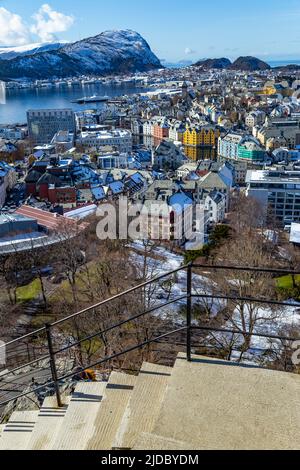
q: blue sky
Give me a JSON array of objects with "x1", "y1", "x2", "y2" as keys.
[{"x1": 0, "y1": 0, "x2": 300, "y2": 61}]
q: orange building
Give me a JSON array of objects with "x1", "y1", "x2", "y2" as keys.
[{"x1": 153, "y1": 122, "x2": 169, "y2": 140}]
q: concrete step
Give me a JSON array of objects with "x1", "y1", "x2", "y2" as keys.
[
  {"x1": 152, "y1": 353, "x2": 300, "y2": 450},
  {"x1": 27, "y1": 395, "x2": 71, "y2": 450},
  {"x1": 113, "y1": 362, "x2": 171, "y2": 450},
  {"x1": 86, "y1": 372, "x2": 136, "y2": 450},
  {"x1": 52, "y1": 382, "x2": 107, "y2": 450},
  {"x1": 0, "y1": 410, "x2": 39, "y2": 450},
  {"x1": 133, "y1": 432, "x2": 196, "y2": 450}
]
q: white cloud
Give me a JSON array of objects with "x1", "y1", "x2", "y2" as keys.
[
  {"x1": 0, "y1": 4, "x2": 75, "y2": 47},
  {"x1": 0, "y1": 7, "x2": 30, "y2": 45},
  {"x1": 185, "y1": 47, "x2": 196, "y2": 55},
  {"x1": 31, "y1": 4, "x2": 74, "y2": 42}
]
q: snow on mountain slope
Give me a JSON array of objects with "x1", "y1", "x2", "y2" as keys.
[
  {"x1": 0, "y1": 42, "x2": 68, "y2": 60},
  {"x1": 0, "y1": 30, "x2": 162, "y2": 80}
]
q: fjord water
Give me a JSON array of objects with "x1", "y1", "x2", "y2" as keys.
[{"x1": 0, "y1": 82, "x2": 147, "y2": 125}]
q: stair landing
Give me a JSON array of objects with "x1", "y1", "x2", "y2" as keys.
[{"x1": 152, "y1": 354, "x2": 300, "y2": 450}]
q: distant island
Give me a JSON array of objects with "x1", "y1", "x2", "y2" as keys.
[
  {"x1": 194, "y1": 58, "x2": 232, "y2": 69},
  {"x1": 193, "y1": 56, "x2": 271, "y2": 71}
]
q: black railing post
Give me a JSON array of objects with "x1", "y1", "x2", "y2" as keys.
[
  {"x1": 45, "y1": 323, "x2": 63, "y2": 408},
  {"x1": 186, "y1": 263, "x2": 192, "y2": 362}
]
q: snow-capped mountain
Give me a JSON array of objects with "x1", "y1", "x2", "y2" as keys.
[
  {"x1": 0, "y1": 42, "x2": 68, "y2": 60},
  {"x1": 0, "y1": 30, "x2": 162, "y2": 80}
]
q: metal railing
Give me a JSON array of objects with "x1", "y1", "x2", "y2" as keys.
[{"x1": 1, "y1": 263, "x2": 300, "y2": 409}]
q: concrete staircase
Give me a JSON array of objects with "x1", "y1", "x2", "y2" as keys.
[{"x1": 1, "y1": 353, "x2": 300, "y2": 450}]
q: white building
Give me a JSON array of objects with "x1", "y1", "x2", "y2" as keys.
[
  {"x1": 152, "y1": 140, "x2": 186, "y2": 170},
  {"x1": 290, "y1": 222, "x2": 300, "y2": 244},
  {"x1": 0, "y1": 127, "x2": 27, "y2": 140},
  {"x1": 168, "y1": 121, "x2": 185, "y2": 142},
  {"x1": 143, "y1": 120, "x2": 154, "y2": 136},
  {"x1": 77, "y1": 129, "x2": 132, "y2": 153},
  {"x1": 140, "y1": 191, "x2": 194, "y2": 244},
  {"x1": 185, "y1": 203, "x2": 210, "y2": 250},
  {"x1": 245, "y1": 111, "x2": 266, "y2": 129},
  {"x1": 98, "y1": 153, "x2": 140, "y2": 170},
  {"x1": 218, "y1": 133, "x2": 243, "y2": 160},
  {"x1": 176, "y1": 162, "x2": 199, "y2": 179},
  {"x1": 51, "y1": 130, "x2": 75, "y2": 153},
  {"x1": 204, "y1": 191, "x2": 226, "y2": 225}
]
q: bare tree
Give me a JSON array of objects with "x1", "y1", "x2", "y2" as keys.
[
  {"x1": 216, "y1": 232, "x2": 283, "y2": 360},
  {"x1": 53, "y1": 218, "x2": 86, "y2": 305},
  {"x1": 282, "y1": 244, "x2": 300, "y2": 291},
  {"x1": 25, "y1": 240, "x2": 53, "y2": 307}
]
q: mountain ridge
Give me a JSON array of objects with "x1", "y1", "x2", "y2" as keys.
[
  {"x1": 0, "y1": 30, "x2": 162, "y2": 80},
  {"x1": 0, "y1": 42, "x2": 68, "y2": 60},
  {"x1": 194, "y1": 58, "x2": 232, "y2": 69},
  {"x1": 193, "y1": 55, "x2": 271, "y2": 71},
  {"x1": 229, "y1": 56, "x2": 270, "y2": 71}
]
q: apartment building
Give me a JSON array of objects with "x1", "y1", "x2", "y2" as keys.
[
  {"x1": 143, "y1": 120, "x2": 154, "y2": 136},
  {"x1": 168, "y1": 121, "x2": 185, "y2": 142},
  {"x1": 152, "y1": 140, "x2": 186, "y2": 170},
  {"x1": 131, "y1": 119, "x2": 143, "y2": 136},
  {"x1": 245, "y1": 111, "x2": 266, "y2": 129},
  {"x1": 218, "y1": 133, "x2": 265, "y2": 162},
  {"x1": 246, "y1": 169, "x2": 300, "y2": 225},
  {"x1": 153, "y1": 120, "x2": 170, "y2": 140},
  {"x1": 140, "y1": 191, "x2": 194, "y2": 244},
  {"x1": 218, "y1": 133, "x2": 243, "y2": 160},
  {"x1": 183, "y1": 126, "x2": 220, "y2": 147},
  {"x1": 254, "y1": 118, "x2": 300, "y2": 150},
  {"x1": 77, "y1": 129, "x2": 132, "y2": 153},
  {"x1": 204, "y1": 191, "x2": 227, "y2": 225},
  {"x1": 27, "y1": 109, "x2": 75, "y2": 145}
]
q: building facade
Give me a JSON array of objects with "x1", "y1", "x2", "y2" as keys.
[
  {"x1": 77, "y1": 129, "x2": 132, "y2": 153},
  {"x1": 218, "y1": 133, "x2": 243, "y2": 160},
  {"x1": 183, "y1": 126, "x2": 220, "y2": 147},
  {"x1": 27, "y1": 109, "x2": 75, "y2": 145},
  {"x1": 246, "y1": 169, "x2": 300, "y2": 225}
]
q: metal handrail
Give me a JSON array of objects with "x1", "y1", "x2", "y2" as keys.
[
  {"x1": 1, "y1": 322, "x2": 300, "y2": 409},
  {"x1": 0, "y1": 355, "x2": 50, "y2": 381},
  {"x1": 1, "y1": 263, "x2": 300, "y2": 410},
  {"x1": 192, "y1": 264, "x2": 300, "y2": 275},
  {"x1": 0, "y1": 327, "x2": 187, "y2": 408},
  {"x1": 192, "y1": 294, "x2": 300, "y2": 308},
  {"x1": 53, "y1": 295, "x2": 187, "y2": 356},
  {"x1": 2, "y1": 263, "x2": 299, "y2": 351},
  {"x1": 191, "y1": 325, "x2": 300, "y2": 343}
]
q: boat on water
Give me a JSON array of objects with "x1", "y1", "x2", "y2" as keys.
[{"x1": 71, "y1": 95, "x2": 110, "y2": 104}]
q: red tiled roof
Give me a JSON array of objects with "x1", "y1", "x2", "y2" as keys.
[{"x1": 15, "y1": 205, "x2": 74, "y2": 231}]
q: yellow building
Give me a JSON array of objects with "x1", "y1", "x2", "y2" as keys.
[
  {"x1": 183, "y1": 126, "x2": 220, "y2": 147},
  {"x1": 262, "y1": 83, "x2": 292, "y2": 97},
  {"x1": 184, "y1": 145, "x2": 198, "y2": 160}
]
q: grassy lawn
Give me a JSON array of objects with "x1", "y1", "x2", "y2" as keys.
[
  {"x1": 276, "y1": 275, "x2": 300, "y2": 289},
  {"x1": 16, "y1": 279, "x2": 41, "y2": 303}
]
